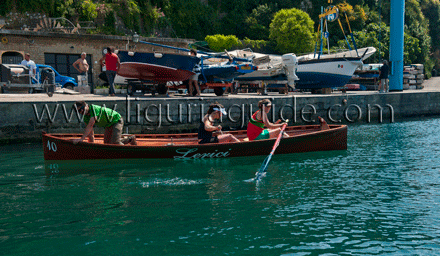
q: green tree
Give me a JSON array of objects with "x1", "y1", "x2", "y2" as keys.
[
  {"x1": 0, "y1": 0, "x2": 65, "y2": 17},
  {"x1": 244, "y1": 4, "x2": 276, "y2": 40},
  {"x1": 205, "y1": 34, "x2": 242, "y2": 52},
  {"x1": 269, "y1": 8, "x2": 315, "y2": 54},
  {"x1": 348, "y1": 22, "x2": 388, "y2": 63},
  {"x1": 79, "y1": 0, "x2": 98, "y2": 21},
  {"x1": 130, "y1": 1, "x2": 169, "y2": 36},
  {"x1": 419, "y1": 0, "x2": 440, "y2": 69},
  {"x1": 114, "y1": 0, "x2": 140, "y2": 31},
  {"x1": 420, "y1": 0, "x2": 440, "y2": 52},
  {"x1": 405, "y1": 0, "x2": 431, "y2": 66},
  {"x1": 342, "y1": 22, "x2": 422, "y2": 65},
  {"x1": 215, "y1": 0, "x2": 255, "y2": 38},
  {"x1": 56, "y1": 0, "x2": 78, "y2": 21},
  {"x1": 164, "y1": 0, "x2": 217, "y2": 40},
  {"x1": 242, "y1": 37, "x2": 268, "y2": 52},
  {"x1": 319, "y1": 3, "x2": 369, "y2": 50}
]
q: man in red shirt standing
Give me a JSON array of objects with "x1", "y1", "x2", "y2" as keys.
[{"x1": 99, "y1": 47, "x2": 120, "y2": 96}]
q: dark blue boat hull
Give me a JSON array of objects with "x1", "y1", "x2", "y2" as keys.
[
  {"x1": 199, "y1": 63, "x2": 256, "y2": 83},
  {"x1": 295, "y1": 72, "x2": 353, "y2": 89}
]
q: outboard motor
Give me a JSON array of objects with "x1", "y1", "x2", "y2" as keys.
[
  {"x1": 41, "y1": 67, "x2": 56, "y2": 96},
  {"x1": 282, "y1": 53, "x2": 299, "y2": 88},
  {"x1": 41, "y1": 68, "x2": 55, "y2": 84}
]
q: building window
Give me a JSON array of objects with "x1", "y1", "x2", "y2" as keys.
[{"x1": 44, "y1": 53, "x2": 93, "y2": 85}]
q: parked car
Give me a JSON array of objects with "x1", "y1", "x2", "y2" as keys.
[{"x1": 36, "y1": 64, "x2": 77, "y2": 89}]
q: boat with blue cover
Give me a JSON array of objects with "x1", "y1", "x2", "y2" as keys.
[
  {"x1": 116, "y1": 41, "x2": 258, "y2": 95},
  {"x1": 198, "y1": 60, "x2": 257, "y2": 83},
  {"x1": 231, "y1": 46, "x2": 375, "y2": 90}
]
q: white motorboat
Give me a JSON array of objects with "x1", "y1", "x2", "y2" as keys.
[{"x1": 232, "y1": 47, "x2": 376, "y2": 90}]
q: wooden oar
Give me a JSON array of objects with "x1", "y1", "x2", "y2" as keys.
[{"x1": 255, "y1": 122, "x2": 288, "y2": 181}]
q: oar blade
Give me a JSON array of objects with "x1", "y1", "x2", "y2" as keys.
[{"x1": 257, "y1": 155, "x2": 271, "y2": 174}]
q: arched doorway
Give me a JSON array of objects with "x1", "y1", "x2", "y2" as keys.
[{"x1": 1, "y1": 51, "x2": 24, "y2": 64}]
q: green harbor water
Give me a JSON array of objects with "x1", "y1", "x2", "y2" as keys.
[{"x1": 1, "y1": 118, "x2": 440, "y2": 255}]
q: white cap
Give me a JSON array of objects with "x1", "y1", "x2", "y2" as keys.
[{"x1": 213, "y1": 107, "x2": 227, "y2": 115}]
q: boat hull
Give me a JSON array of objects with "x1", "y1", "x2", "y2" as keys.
[
  {"x1": 117, "y1": 62, "x2": 195, "y2": 82},
  {"x1": 236, "y1": 57, "x2": 362, "y2": 89},
  {"x1": 118, "y1": 50, "x2": 256, "y2": 84},
  {"x1": 234, "y1": 47, "x2": 376, "y2": 89},
  {"x1": 199, "y1": 63, "x2": 256, "y2": 82},
  {"x1": 42, "y1": 125, "x2": 347, "y2": 161},
  {"x1": 234, "y1": 67, "x2": 286, "y2": 82},
  {"x1": 118, "y1": 50, "x2": 200, "y2": 71},
  {"x1": 295, "y1": 57, "x2": 363, "y2": 89}
]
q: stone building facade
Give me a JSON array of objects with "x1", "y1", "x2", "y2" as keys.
[{"x1": 0, "y1": 29, "x2": 195, "y2": 88}]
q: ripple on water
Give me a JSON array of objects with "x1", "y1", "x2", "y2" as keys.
[{"x1": 138, "y1": 177, "x2": 207, "y2": 187}]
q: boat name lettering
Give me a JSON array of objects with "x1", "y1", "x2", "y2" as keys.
[
  {"x1": 47, "y1": 141, "x2": 57, "y2": 152},
  {"x1": 174, "y1": 148, "x2": 230, "y2": 160}
]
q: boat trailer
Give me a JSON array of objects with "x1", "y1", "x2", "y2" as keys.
[{"x1": 0, "y1": 64, "x2": 56, "y2": 96}]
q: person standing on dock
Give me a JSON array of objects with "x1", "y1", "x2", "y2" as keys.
[
  {"x1": 72, "y1": 101, "x2": 136, "y2": 145},
  {"x1": 378, "y1": 59, "x2": 389, "y2": 93},
  {"x1": 73, "y1": 52, "x2": 89, "y2": 86},
  {"x1": 188, "y1": 49, "x2": 201, "y2": 96},
  {"x1": 247, "y1": 99, "x2": 289, "y2": 141},
  {"x1": 20, "y1": 53, "x2": 37, "y2": 80},
  {"x1": 99, "y1": 47, "x2": 120, "y2": 96},
  {"x1": 73, "y1": 52, "x2": 89, "y2": 75}
]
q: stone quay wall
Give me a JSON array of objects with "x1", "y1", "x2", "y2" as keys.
[{"x1": 1, "y1": 91, "x2": 440, "y2": 144}]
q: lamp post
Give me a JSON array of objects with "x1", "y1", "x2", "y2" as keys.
[{"x1": 133, "y1": 32, "x2": 140, "y2": 43}]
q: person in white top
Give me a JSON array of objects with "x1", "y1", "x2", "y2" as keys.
[{"x1": 20, "y1": 53, "x2": 37, "y2": 78}]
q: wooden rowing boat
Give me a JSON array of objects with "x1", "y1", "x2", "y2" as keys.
[{"x1": 42, "y1": 124, "x2": 347, "y2": 161}]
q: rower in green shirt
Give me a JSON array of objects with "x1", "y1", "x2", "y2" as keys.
[{"x1": 73, "y1": 101, "x2": 136, "y2": 145}]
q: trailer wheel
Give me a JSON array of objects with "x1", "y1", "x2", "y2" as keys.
[
  {"x1": 127, "y1": 84, "x2": 135, "y2": 96},
  {"x1": 214, "y1": 87, "x2": 224, "y2": 96},
  {"x1": 64, "y1": 83, "x2": 74, "y2": 90}
]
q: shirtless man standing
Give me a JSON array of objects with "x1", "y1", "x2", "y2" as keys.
[{"x1": 73, "y1": 52, "x2": 89, "y2": 75}]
